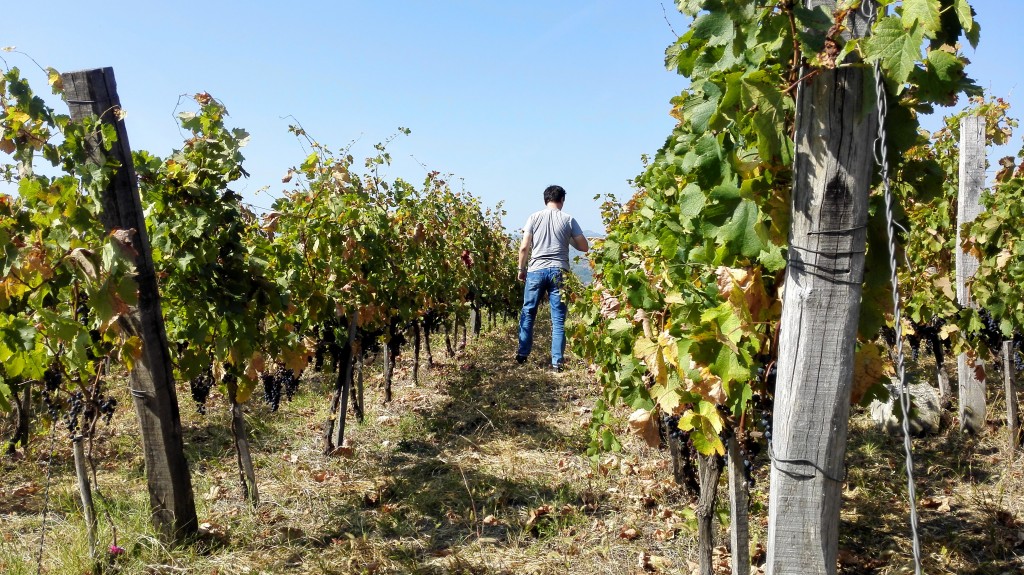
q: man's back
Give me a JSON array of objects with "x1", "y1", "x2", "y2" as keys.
[{"x1": 524, "y1": 207, "x2": 581, "y2": 271}]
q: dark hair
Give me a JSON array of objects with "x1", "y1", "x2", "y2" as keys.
[{"x1": 543, "y1": 185, "x2": 566, "y2": 204}]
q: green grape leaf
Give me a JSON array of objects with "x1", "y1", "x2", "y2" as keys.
[
  {"x1": 953, "y1": 0, "x2": 973, "y2": 32},
  {"x1": 902, "y1": 0, "x2": 942, "y2": 38},
  {"x1": 712, "y1": 200, "x2": 765, "y2": 257},
  {"x1": 864, "y1": 17, "x2": 925, "y2": 90}
]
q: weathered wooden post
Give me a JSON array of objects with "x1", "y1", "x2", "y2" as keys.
[
  {"x1": 765, "y1": 3, "x2": 876, "y2": 573},
  {"x1": 1004, "y1": 341, "x2": 1020, "y2": 451},
  {"x1": 62, "y1": 68, "x2": 198, "y2": 540},
  {"x1": 956, "y1": 116, "x2": 987, "y2": 434},
  {"x1": 727, "y1": 437, "x2": 750, "y2": 575}
]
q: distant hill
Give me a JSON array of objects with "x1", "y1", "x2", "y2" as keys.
[{"x1": 570, "y1": 253, "x2": 594, "y2": 285}]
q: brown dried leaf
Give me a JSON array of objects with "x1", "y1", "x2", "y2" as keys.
[
  {"x1": 109, "y1": 228, "x2": 139, "y2": 259},
  {"x1": 627, "y1": 408, "x2": 662, "y2": 448}
]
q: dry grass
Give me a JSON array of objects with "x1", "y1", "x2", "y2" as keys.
[{"x1": 1, "y1": 318, "x2": 1023, "y2": 574}]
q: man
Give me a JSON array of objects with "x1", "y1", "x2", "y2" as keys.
[{"x1": 516, "y1": 185, "x2": 589, "y2": 372}]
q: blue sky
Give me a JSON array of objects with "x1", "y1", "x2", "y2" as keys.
[{"x1": 3, "y1": 1, "x2": 1022, "y2": 233}]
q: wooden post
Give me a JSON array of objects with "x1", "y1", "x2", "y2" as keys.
[
  {"x1": 1004, "y1": 341, "x2": 1020, "y2": 451},
  {"x1": 62, "y1": 68, "x2": 197, "y2": 540},
  {"x1": 727, "y1": 437, "x2": 750, "y2": 575},
  {"x1": 957, "y1": 116, "x2": 987, "y2": 434},
  {"x1": 695, "y1": 453, "x2": 723, "y2": 575},
  {"x1": 72, "y1": 437, "x2": 97, "y2": 561},
  {"x1": 766, "y1": 3, "x2": 876, "y2": 574},
  {"x1": 329, "y1": 312, "x2": 357, "y2": 452},
  {"x1": 228, "y1": 385, "x2": 259, "y2": 506}
]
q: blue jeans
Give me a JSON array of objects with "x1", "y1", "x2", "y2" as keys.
[{"x1": 517, "y1": 267, "x2": 567, "y2": 367}]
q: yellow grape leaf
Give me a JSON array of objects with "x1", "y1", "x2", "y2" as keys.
[
  {"x1": 851, "y1": 342, "x2": 889, "y2": 404},
  {"x1": 678, "y1": 411, "x2": 697, "y2": 432},
  {"x1": 6, "y1": 110, "x2": 30, "y2": 124},
  {"x1": 683, "y1": 411, "x2": 725, "y2": 456},
  {"x1": 698, "y1": 400, "x2": 724, "y2": 434},
  {"x1": 626, "y1": 408, "x2": 662, "y2": 448},
  {"x1": 280, "y1": 339, "x2": 315, "y2": 374},
  {"x1": 938, "y1": 323, "x2": 959, "y2": 340},
  {"x1": 650, "y1": 382, "x2": 681, "y2": 414},
  {"x1": 634, "y1": 336, "x2": 667, "y2": 386},
  {"x1": 245, "y1": 352, "x2": 266, "y2": 381},
  {"x1": 716, "y1": 266, "x2": 770, "y2": 322},
  {"x1": 119, "y1": 336, "x2": 143, "y2": 372},
  {"x1": 933, "y1": 276, "x2": 955, "y2": 300},
  {"x1": 234, "y1": 377, "x2": 255, "y2": 403},
  {"x1": 996, "y1": 249, "x2": 1012, "y2": 269},
  {"x1": 664, "y1": 291, "x2": 686, "y2": 305},
  {"x1": 688, "y1": 366, "x2": 727, "y2": 404},
  {"x1": 659, "y1": 332, "x2": 679, "y2": 370}
]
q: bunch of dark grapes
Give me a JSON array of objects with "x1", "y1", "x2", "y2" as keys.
[
  {"x1": 189, "y1": 369, "x2": 214, "y2": 415},
  {"x1": 280, "y1": 369, "x2": 299, "y2": 400},
  {"x1": 662, "y1": 413, "x2": 699, "y2": 493},
  {"x1": 64, "y1": 391, "x2": 85, "y2": 436},
  {"x1": 262, "y1": 371, "x2": 282, "y2": 412},
  {"x1": 41, "y1": 367, "x2": 64, "y2": 419},
  {"x1": 734, "y1": 432, "x2": 764, "y2": 488},
  {"x1": 977, "y1": 308, "x2": 1006, "y2": 351},
  {"x1": 96, "y1": 393, "x2": 117, "y2": 425},
  {"x1": 76, "y1": 301, "x2": 90, "y2": 327},
  {"x1": 662, "y1": 413, "x2": 686, "y2": 442}
]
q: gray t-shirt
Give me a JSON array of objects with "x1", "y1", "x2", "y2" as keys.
[{"x1": 523, "y1": 208, "x2": 583, "y2": 271}]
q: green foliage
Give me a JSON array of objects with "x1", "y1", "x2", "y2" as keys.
[
  {"x1": 964, "y1": 119, "x2": 1024, "y2": 339},
  {"x1": 898, "y1": 96, "x2": 1017, "y2": 358},
  {"x1": 573, "y1": 0, "x2": 981, "y2": 462},
  {"x1": 1, "y1": 66, "x2": 139, "y2": 434}
]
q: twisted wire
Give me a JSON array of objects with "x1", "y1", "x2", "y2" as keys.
[{"x1": 866, "y1": 2, "x2": 923, "y2": 573}]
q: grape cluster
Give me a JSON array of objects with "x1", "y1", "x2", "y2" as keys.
[
  {"x1": 261, "y1": 368, "x2": 299, "y2": 412},
  {"x1": 661, "y1": 413, "x2": 700, "y2": 493},
  {"x1": 977, "y1": 308, "x2": 1006, "y2": 351},
  {"x1": 734, "y1": 432, "x2": 764, "y2": 488},
  {"x1": 189, "y1": 369, "x2": 214, "y2": 415},
  {"x1": 96, "y1": 393, "x2": 118, "y2": 425},
  {"x1": 261, "y1": 372, "x2": 282, "y2": 412},
  {"x1": 41, "y1": 367, "x2": 64, "y2": 419},
  {"x1": 662, "y1": 413, "x2": 688, "y2": 443},
  {"x1": 281, "y1": 369, "x2": 299, "y2": 401},
  {"x1": 64, "y1": 391, "x2": 85, "y2": 436},
  {"x1": 76, "y1": 301, "x2": 90, "y2": 327}
]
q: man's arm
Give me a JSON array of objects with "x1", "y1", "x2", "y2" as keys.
[
  {"x1": 518, "y1": 233, "x2": 533, "y2": 281},
  {"x1": 571, "y1": 234, "x2": 589, "y2": 253}
]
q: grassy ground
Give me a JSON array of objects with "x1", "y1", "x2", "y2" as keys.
[{"x1": 1, "y1": 316, "x2": 1023, "y2": 574}]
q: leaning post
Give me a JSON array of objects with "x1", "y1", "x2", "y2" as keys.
[{"x1": 62, "y1": 68, "x2": 198, "y2": 540}]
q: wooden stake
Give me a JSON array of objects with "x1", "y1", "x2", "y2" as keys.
[
  {"x1": 1004, "y1": 341, "x2": 1020, "y2": 451},
  {"x1": 62, "y1": 68, "x2": 197, "y2": 540},
  {"x1": 72, "y1": 437, "x2": 97, "y2": 561},
  {"x1": 766, "y1": 3, "x2": 876, "y2": 573},
  {"x1": 727, "y1": 437, "x2": 750, "y2": 575},
  {"x1": 956, "y1": 116, "x2": 987, "y2": 434}
]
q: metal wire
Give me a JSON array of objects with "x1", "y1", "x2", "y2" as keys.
[{"x1": 866, "y1": 1, "x2": 923, "y2": 572}]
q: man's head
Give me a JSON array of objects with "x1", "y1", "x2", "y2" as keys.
[{"x1": 543, "y1": 185, "x2": 566, "y2": 205}]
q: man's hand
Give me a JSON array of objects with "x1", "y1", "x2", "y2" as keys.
[{"x1": 518, "y1": 269, "x2": 527, "y2": 282}]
